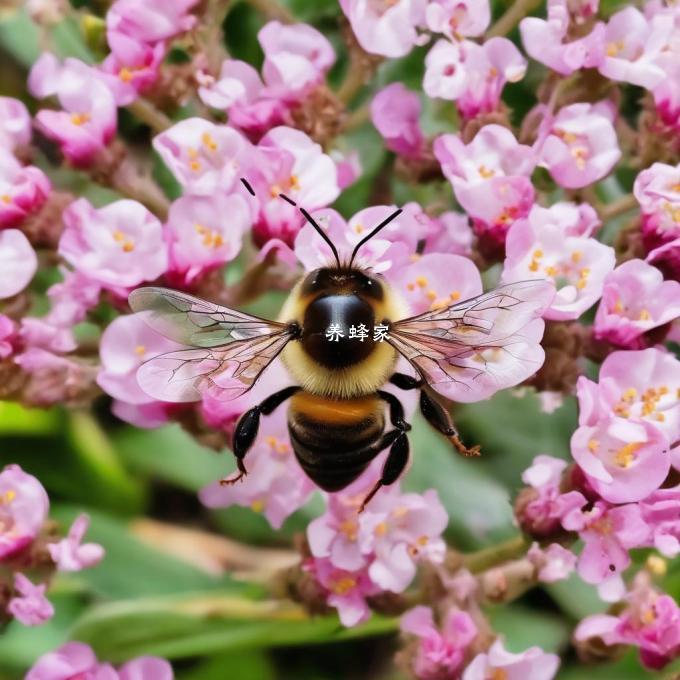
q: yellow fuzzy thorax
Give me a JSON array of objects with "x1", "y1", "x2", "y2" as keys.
[{"x1": 277, "y1": 276, "x2": 409, "y2": 398}]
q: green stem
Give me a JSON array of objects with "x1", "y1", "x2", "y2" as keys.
[
  {"x1": 601, "y1": 194, "x2": 638, "y2": 221},
  {"x1": 243, "y1": 0, "x2": 294, "y2": 22},
  {"x1": 127, "y1": 98, "x2": 173, "y2": 134},
  {"x1": 486, "y1": 0, "x2": 542, "y2": 38},
  {"x1": 461, "y1": 535, "x2": 531, "y2": 574}
]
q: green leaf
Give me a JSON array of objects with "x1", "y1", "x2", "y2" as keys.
[
  {"x1": 177, "y1": 651, "x2": 276, "y2": 680},
  {"x1": 488, "y1": 603, "x2": 571, "y2": 653},
  {"x1": 546, "y1": 572, "x2": 608, "y2": 622},
  {"x1": 0, "y1": 401, "x2": 58, "y2": 435}
]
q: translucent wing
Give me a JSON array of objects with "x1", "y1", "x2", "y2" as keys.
[
  {"x1": 388, "y1": 280, "x2": 554, "y2": 402},
  {"x1": 129, "y1": 286, "x2": 287, "y2": 347},
  {"x1": 129, "y1": 287, "x2": 295, "y2": 402}
]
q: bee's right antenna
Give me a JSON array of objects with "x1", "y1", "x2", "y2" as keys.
[{"x1": 239, "y1": 177, "x2": 342, "y2": 269}]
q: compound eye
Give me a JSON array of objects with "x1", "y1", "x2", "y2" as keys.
[{"x1": 358, "y1": 274, "x2": 383, "y2": 300}]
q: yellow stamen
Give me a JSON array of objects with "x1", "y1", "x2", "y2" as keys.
[
  {"x1": 571, "y1": 251, "x2": 582, "y2": 263},
  {"x1": 1, "y1": 194, "x2": 11, "y2": 204},
  {"x1": 134, "y1": 345, "x2": 146, "y2": 356},
  {"x1": 615, "y1": 442, "x2": 642, "y2": 468},
  {"x1": 201, "y1": 132, "x2": 217, "y2": 152},
  {"x1": 70, "y1": 112, "x2": 90, "y2": 126},
  {"x1": 332, "y1": 576, "x2": 356, "y2": 595},
  {"x1": 250, "y1": 499, "x2": 265, "y2": 513},
  {"x1": 415, "y1": 276, "x2": 428, "y2": 288}
]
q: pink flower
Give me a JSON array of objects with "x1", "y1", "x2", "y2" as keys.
[
  {"x1": 562, "y1": 498, "x2": 649, "y2": 585},
  {"x1": 28, "y1": 54, "x2": 117, "y2": 167},
  {"x1": 47, "y1": 513, "x2": 104, "y2": 572},
  {"x1": 640, "y1": 485, "x2": 680, "y2": 558},
  {"x1": 420, "y1": 210, "x2": 474, "y2": 257},
  {"x1": 538, "y1": 102, "x2": 621, "y2": 189},
  {"x1": 118, "y1": 657, "x2": 174, "y2": 680},
  {"x1": 20, "y1": 317, "x2": 76, "y2": 355},
  {"x1": 7, "y1": 573, "x2": 54, "y2": 626},
  {"x1": 0, "y1": 465, "x2": 49, "y2": 560},
  {"x1": 0, "y1": 314, "x2": 16, "y2": 358},
  {"x1": 401, "y1": 605, "x2": 478, "y2": 680},
  {"x1": 423, "y1": 40, "x2": 467, "y2": 101},
  {"x1": 593, "y1": 259, "x2": 680, "y2": 348},
  {"x1": 259, "y1": 21, "x2": 335, "y2": 98},
  {"x1": 99, "y1": 32, "x2": 164, "y2": 106},
  {"x1": 647, "y1": 238, "x2": 680, "y2": 282},
  {"x1": 59, "y1": 198, "x2": 168, "y2": 290},
  {"x1": 46, "y1": 270, "x2": 102, "y2": 328},
  {"x1": 251, "y1": 126, "x2": 340, "y2": 247},
  {"x1": 106, "y1": 0, "x2": 198, "y2": 43},
  {"x1": 0, "y1": 96, "x2": 31, "y2": 151},
  {"x1": 520, "y1": 0, "x2": 605, "y2": 76},
  {"x1": 0, "y1": 229, "x2": 38, "y2": 299},
  {"x1": 306, "y1": 556, "x2": 378, "y2": 627},
  {"x1": 598, "y1": 7, "x2": 671, "y2": 89},
  {"x1": 435, "y1": 125, "x2": 535, "y2": 247},
  {"x1": 166, "y1": 193, "x2": 250, "y2": 285},
  {"x1": 633, "y1": 161, "x2": 680, "y2": 254},
  {"x1": 425, "y1": 0, "x2": 490, "y2": 39},
  {"x1": 0, "y1": 150, "x2": 51, "y2": 229},
  {"x1": 371, "y1": 83, "x2": 426, "y2": 159},
  {"x1": 153, "y1": 118, "x2": 252, "y2": 196},
  {"x1": 571, "y1": 416, "x2": 670, "y2": 503},
  {"x1": 527, "y1": 542, "x2": 577, "y2": 583},
  {"x1": 463, "y1": 639, "x2": 560, "y2": 680},
  {"x1": 575, "y1": 578, "x2": 680, "y2": 670},
  {"x1": 339, "y1": 0, "x2": 427, "y2": 58},
  {"x1": 97, "y1": 313, "x2": 185, "y2": 405},
  {"x1": 502, "y1": 203, "x2": 615, "y2": 320},
  {"x1": 199, "y1": 408, "x2": 315, "y2": 529}
]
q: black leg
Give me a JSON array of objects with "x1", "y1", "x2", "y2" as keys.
[
  {"x1": 419, "y1": 390, "x2": 480, "y2": 457},
  {"x1": 359, "y1": 431, "x2": 410, "y2": 512},
  {"x1": 221, "y1": 386, "x2": 300, "y2": 485},
  {"x1": 389, "y1": 372, "x2": 422, "y2": 391},
  {"x1": 377, "y1": 390, "x2": 411, "y2": 431}
]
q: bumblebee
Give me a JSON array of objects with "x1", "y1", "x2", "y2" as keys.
[{"x1": 129, "y1": 180, "x2": 552, "y2": 509}]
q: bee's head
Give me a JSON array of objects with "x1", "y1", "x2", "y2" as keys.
[{"x1": 299, "y1": 267, "x2": 385, "y2": 301}]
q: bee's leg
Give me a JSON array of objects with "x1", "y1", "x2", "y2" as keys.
[
  {"x1": 377, "y1": 389, "x2": 411, "y2": 430},
  {"x1": 359, "y1": 430, "x2": 410, "y2": 512},
  {"x1": 221, "y1": 386, "x2": 300, "y2": 486},
  {"x1": 419, "y1": 389, "x2": 481, "y2": 457},
  {"x1": 388, "y1": 372, "x2": 422, "y2": 391}
]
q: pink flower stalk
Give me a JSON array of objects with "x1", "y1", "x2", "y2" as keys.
[
  {"x1": 0, "y1": 314, "x2": 17, "y2": 358},
  {"x1": 640, "y1": 485, "x2": 680, "y2": 558},
  {"x1": 153, "y1": 118, "x2": 252, "y2": 196},
  {"x1": 199, "y1": 408, "x2": 315, "y2": 529},
  {"x1": 527, "y1": 542, "x2": 577, "y2": 583},
  {"x1": 59, "y1": 198, "x2": 168, "y2": 291},
  {"x1": 537, "y1": 102, "x2": 621, "y2": 189},
  {"x1": 0, "y1": 150, "x2": 51, "y2": 229},
  {"x1": 425, "y1": 0, "x2": 490, "y2": 40},
  {"x1": 520, "y1": 0, "x2": 605, "y2": 76},
  {"x1": 401, "y1": 605, "x2": 478, "y2": 680},
  {"x1": 575, "y1": 578, "x2": 680, "y2": 670},
  {"x1": 0, "y1": 229, "x2": 38, "y2": 299},
  {"x1": 371, "y1": 83, "x2": 426, "y2": 159},
  {"x1": 633, "y1": 161, "x2": 680, "y2": 254},
  {"x1": 339, "y1": 0, "x2": 427, "y2": 58},
  {"x1": 0, "y1": 96, "x2": 31, "y2": 151},
  {"x1": 0, "y1": 464, "x2": 49, "y2": 560},
  {"x1": 99, "y1": 31, "x2": 165, "y2": 106},
  {"x1": 434, "y1": 125, "x2": 536, "y2": 247},
  {"x1": 7, "y1": 573, "x2": 54, "y2": 626},
  {"x1": 561, "y1": 497, "x2": 649, "y2": 586},
  {"x1": 502, "y1": 203, "x2": 614, "y2": 320},
  {"x1": 166, "y1": 192, "x2": 251, "y2": 286},
  {"x1": 47, "y1": 514, "x2": 104, "y2": 572},
  {"x1": 106, "y1": 0, "x2": 198, "y2": 44},
  {"x1": 26, "y1": 641, "x2": 174, "y2": 679},
  {"x1": 28, "y1": 54, "x2": 117, "y2": 167},
  {"x1": 462, "y1": 639, "x2": 560, "y2": 680},
  {"x1": 250, "y1": 126, "x2": 340, "y2": 247},
  {"x1": 593, "y1": 259, "x2": 680, "y2": 348},
  {"x1": 598, "y1": 7, "x2": 671, "y2": 89}
]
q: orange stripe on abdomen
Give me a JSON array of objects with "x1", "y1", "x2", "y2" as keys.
[{"x1": 290, "y1": 391, "x2": 381, "y2": 425}]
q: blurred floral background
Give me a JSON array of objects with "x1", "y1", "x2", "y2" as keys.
[{"x1": 1, "y1": 0, "x2": 680, "y2": 677}]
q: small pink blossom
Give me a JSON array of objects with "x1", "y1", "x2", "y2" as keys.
[
  {"x1": 20, "y1": 317, "x2": 76, "y2": 355},
  {"x1": 421, "y1": 210, "x2": 474, "y2": 257},
  {"x1": 28, "y1": 54, "x2": 117, "y2": 167},
  {"x1": 118, "y1": 657, "x2": 174, "y2": 680},
  {"x1": 106, "y1": 0, "x2": 198, "y2": 44},
  {"x1": 339, "y1": 0, "x2": 427, "y2": 58},
  {"x1": 199, "y1": 408, "x2": 315, "y2": 529},
  {"x1": 538, "y1": 102, "x2": 621, "y2": 189},
  {"x1": 332, "y1": 150, "x2": 362, "y2": 190},
  {"x1": 7, "y1": 573, "x2": 54, "y2": 626},
  {"x1": 502, "y1": 203, "x2": 614, "y2": 320},
  {"x1": 166, "y1": 192, "x2": 250, "y2": 285},
  {"x1": 153, "y1": 118, "x2": 252, "y2": 196},
  {"x1": 593, "y1": 259, "x2": 680, "y2": 348},
  {"x1": 0, "y1": 229, "x2": 37, "y2": 299},
  {"x1": 371, "y1": 83, "x2": 426, "y2": 159},
  {"x1": 46, "y1": 269, "x2": 102, "y2": 328},
  {"x1": 520, "y1": 0, "x2": 605, "y2": 76},
  {"x1": 401, "y1": 605, "x2": 478, "y2": 680},
  {"x1": 423, "y1": 40, "x2": 467, "y2": 101},
  {"x1": 0, "y1": 314, "x2": 16, "y2": 358},
  {"x1": 462, "y1": 639, "x2": 560, "y2": 680},
  {"x1": 562, "y1": 498, "x2": 649, "y2": 585},
  {"x1": 59, "y1": 198, "x2": 168, "y2": 291},
  {"x1": 0, "y1": 151, "x2": 51, "y2": 229},
  {"x1": 527, "y1": 542, "x2": 577, "y2": 583},
  {"x1": 425, "y1": 0, "x2": 490, "y2": 39},
  {"x1": 640, "y1": 485, "x2": 680, "y2": 558},
  {"x1": 47, "y1": 513, "x2": 104, "y2": 572},
  {"x1": 0, "y1": 464, "x2": 49, "y2": 560},
  {"x1": 0, "y1": 96, "x2": 31, "y2": 151}
]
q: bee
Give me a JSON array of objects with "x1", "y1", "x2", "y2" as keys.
[{"x1": 129, "y1": 179, "x2": 553, "y2": 510}]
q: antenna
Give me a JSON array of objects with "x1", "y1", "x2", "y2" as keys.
[
  {"x1": 348, "y1": 208, "x2": 403, "y2": 268},
  {"x1": 240, "y1": 177, "x2": 341, "y2": 269}
]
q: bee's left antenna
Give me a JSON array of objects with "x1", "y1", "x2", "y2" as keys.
[{"x1": 240, "y1": 176, "x2": 341, "y2": 269}]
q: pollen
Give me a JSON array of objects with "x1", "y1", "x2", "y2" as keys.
[
  {"x1": 426, "y1": 290, "x2": 437, "y2": 301},
  {"x1": 250, "y1": 499, "x2": 265, "y2": 513},
  {"x1": 449, "y1": 291, "x2": 460, "y2": 301},
  {"x1": 354, "y1": 223, "x2": 364, "y2": 234},
  {"x1": 641, "y1": 607, "x2": 657, "y2": 626},
  {"x1": 571, "y1": 251, "x2": 582, "y2": 263},
  {"x1": 587, "y1": 439, "x2": 599, "y2": 453},
  {"x1": 119, "y1": 67, "x2": 134, "y2": 82},
  {"x1": 646, "y1": 554, "x2": 667, "y2": 577},
  {"x1": 606, "y1": 40, "x2": 625, "y2": 57},
  {"x1": 134, "y1": 345, "x2": 146, "y2": 356},
  {"x1": 614, "y1": 442, "x2": 642, "y2": 468},
  {"x1": 289, "y1": 174, "x2": 300, "y2": 191},
  {"x1": 70, "y1": 112, "x2": 90, "y2": 126},
  {"x1": 407, "y1": 283, "x2": 415, "y2": 291},
  {"x1": 491, "y1": 670, "x2": 509, "y2": 680},
  {"x1": 0, "y1": 489, "x2": 16, "y2": 504},
  {"x1": 122, "y1": 241, "x2": 135, "y2": 252},
  {"x1": 270, "y1": 184, "x2": 282, "y2": 198},
  {"x1": 415, "y1": 276, "x2": 428, "y2": 288},
  {"x1": 265, "y1": 436, "x2": 278, "y2": 448},
  {"x1": 1, "y1": 194, "x2": 11, "y2": 204},
  {"x1": 478, "y1": 164, "x2": 495, "y2": 178},
  {"x1": 638, "y1": 308, "x2": 651, "y2": 321},
  {"x1": 339, "y1": 519, "x2": 358, "y2": 541},
  {"x1": 622, "y1": 387, "x2": 637, "y2": 401},
  {"x1": 332, "y1": 576, "x2": 356, "y2": 595},
  {"x1": 613, "y1": 299, "x2": 624, "y2": 313},
  {"x1": 189, "y1": 160, "x2": 202, "y2": 172},
  {"x1": 544, "y1": 265, "x2": 558, "y2": 277},
  {"x1": 374, "y1": 521, "x2": 388, "y2": 537},
  {"x1": 201, "y1": 132, "x2": 217, "y2": 151}
]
